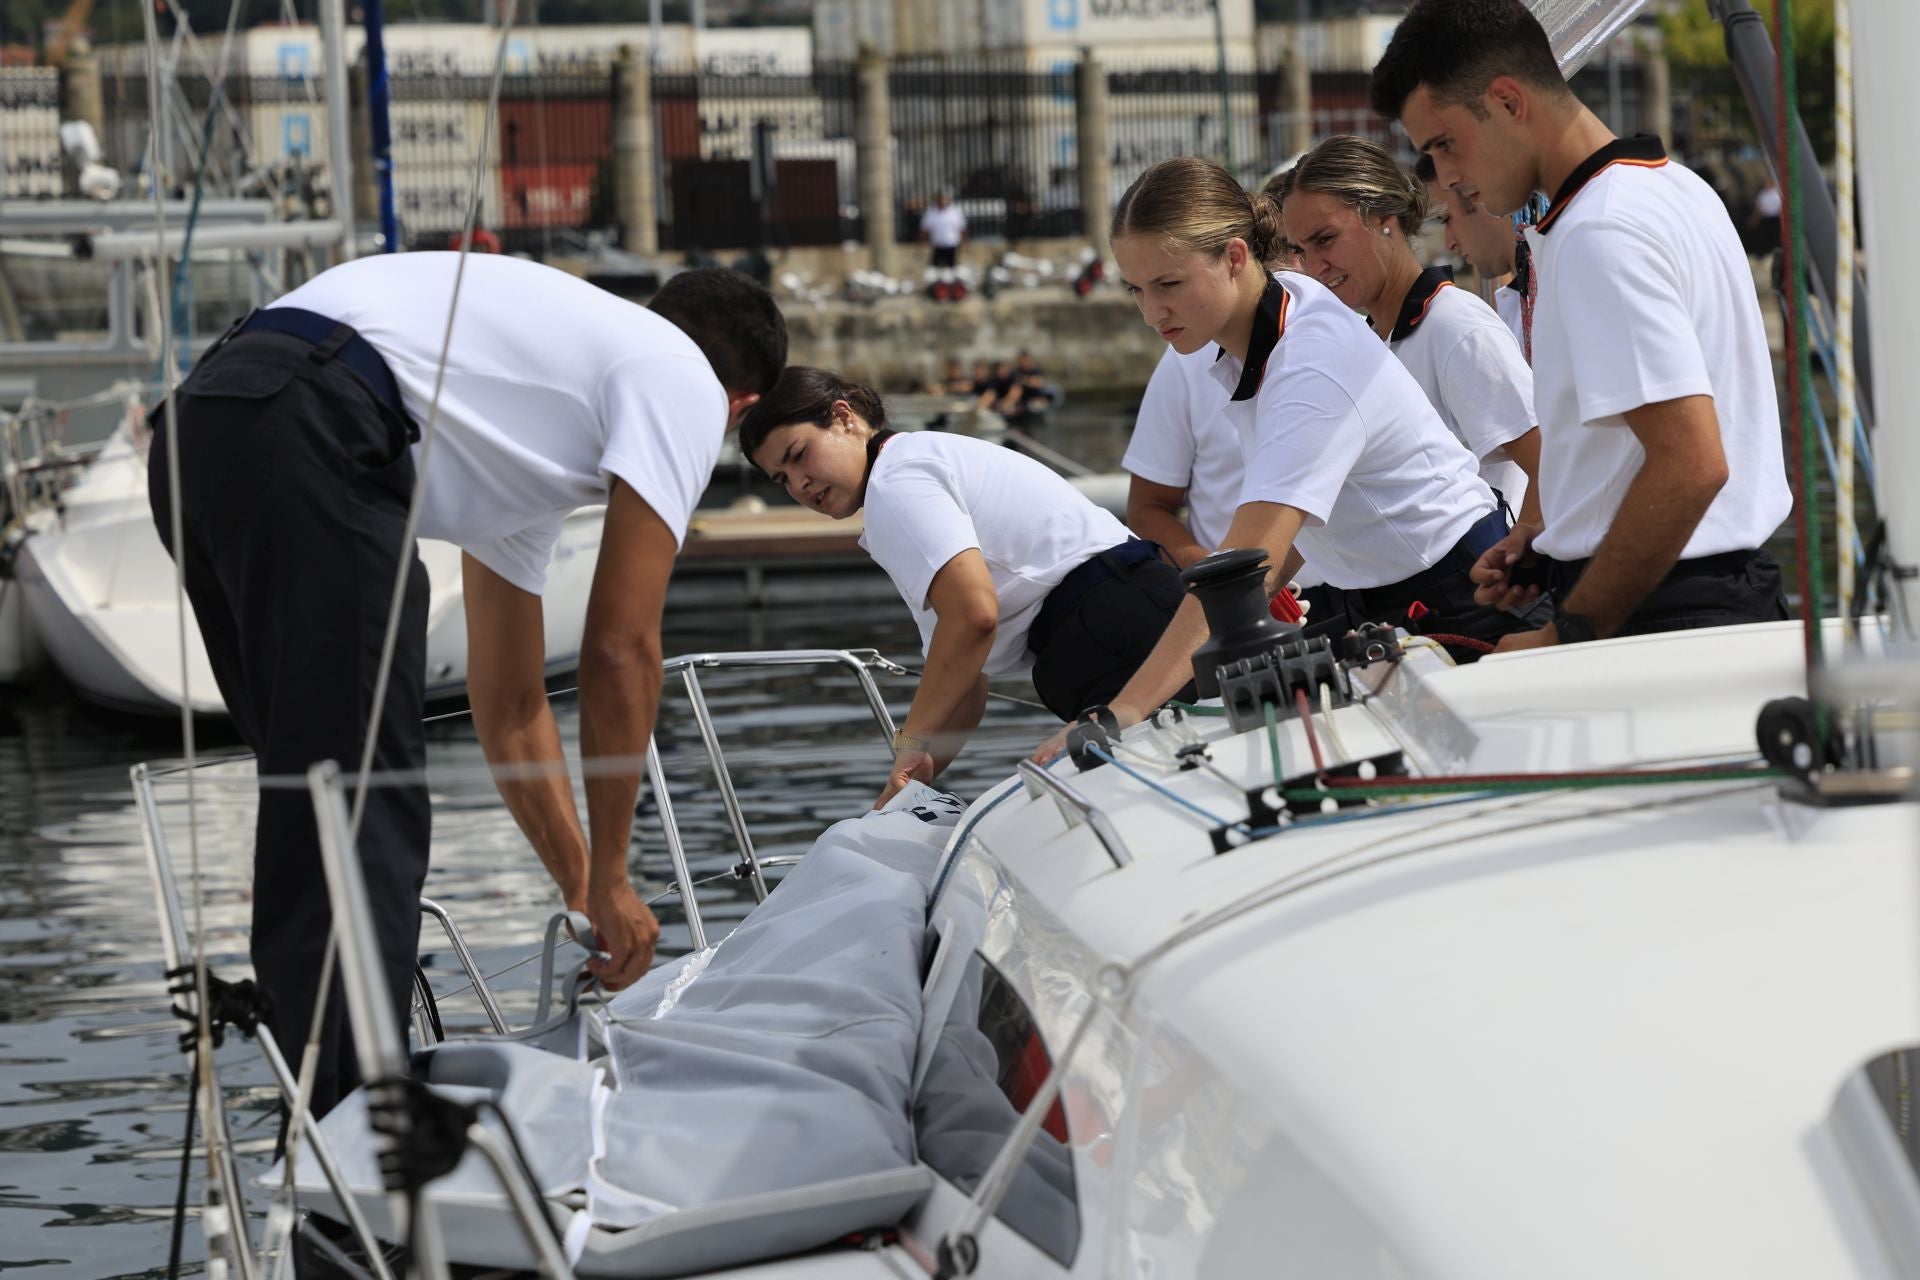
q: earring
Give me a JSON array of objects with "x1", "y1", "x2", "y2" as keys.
[{"x1": 1381, "y1": 227, "x2": 1391, "y2": 237}]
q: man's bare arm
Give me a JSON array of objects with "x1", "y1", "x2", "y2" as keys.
[
  {"x1": 574, "y1": 478, "x2": 681, "y2": 990},
  {"x1": 463, "y1": 555, "x2": 589, "y2": 909},
  {"x1": 1127, "y1": 474, "x2": 1210, "y2": 569},
  {"x1": 1559, "y1": 395, "x2": 1729, "y2": 637}
]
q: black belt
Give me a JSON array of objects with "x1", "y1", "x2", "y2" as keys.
[
  {"x1": 1344, "y1": 506, "x2": 1508, "y2": 618},
  {"x1": 1028, "y1": 538, "x2": 1158, "y2": 655},
  {"x1": 1540, "y1": 547, "x2": 1765, "y2": 598},
  {"x1": 223, "y1": 307, "x2": 410, "y2": 425}
]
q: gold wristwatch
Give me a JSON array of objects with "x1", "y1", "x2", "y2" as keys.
[{"x1": 891, "y1": 729, "x2": 931, "y2": 755}]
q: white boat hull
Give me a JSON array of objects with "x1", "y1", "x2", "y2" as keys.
[{"x1": 14, "y1": 429, "x2": 603, "y2": 716}]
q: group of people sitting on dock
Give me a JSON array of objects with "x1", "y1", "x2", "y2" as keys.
[
  {"x1": 150, "y1": 0, "x2": 1795, "y2": 1127},
  {"x1": 931, "y1": 351, "x2": 1061, "y2": 423}
]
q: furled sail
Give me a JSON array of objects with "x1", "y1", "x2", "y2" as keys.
[{"x1": 1529, "y1": 0, "x2": 1655, "y2": 73}]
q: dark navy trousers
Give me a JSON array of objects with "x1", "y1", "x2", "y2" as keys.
[{"x1": 149, "y1": 330, "x2": 430, "y2": 1123}]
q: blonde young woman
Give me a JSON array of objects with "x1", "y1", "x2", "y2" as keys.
[
  {"x1": 1035, "y1": 158, "x2": 1524, "y2": 761},
  {"x1": 1276, "y1": 135, "x2": 1542, "y2": 528}
]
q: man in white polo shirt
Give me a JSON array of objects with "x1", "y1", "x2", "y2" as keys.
[
  {"x1": 1373, "y1": 0, "x2": 1792, "y2": 649},
  {"x1": 1422, "y1": 153, "x2": 1532, "y2": 359},
  {"x1": 149, "y1": 256, "x2": 786, "y2": 1123},
  {"x1": 920, "y1": 190, "x2": 968, "y2": 270}
]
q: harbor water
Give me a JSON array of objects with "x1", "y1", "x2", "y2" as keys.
[{"x1": 0, "y1": 586, "x2": 1065, "y2": 1278}]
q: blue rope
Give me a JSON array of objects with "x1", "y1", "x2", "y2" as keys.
[
  {"x1": 1085, "y1": 745, "x2": 1246, "y2": 831},
  {"x1": 926, "y1": 780, "x2": 1022, "y2": 908},
  {"x1": 162, "y1": 86, "x2": 229, "y2": 378}
]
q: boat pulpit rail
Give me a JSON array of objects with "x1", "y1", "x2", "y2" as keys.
[{"x1": 648, "y1": 647, "x2": 902, "y2": 950}]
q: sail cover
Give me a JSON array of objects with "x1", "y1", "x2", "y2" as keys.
[
  {"x1": 1530, "y1": 0, "x2": 1656, "y2": 74},
  {"x1": 283, "y1": 783, "x2": 969, "y2": 1276}
]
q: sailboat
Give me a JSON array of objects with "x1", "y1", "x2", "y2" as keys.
[
  {"x1": 135, "y1": 0, "x2": 1920, "y2": 1277},
  {"x1": 0, "y1": 3, "x2": 607, "y2": 712}
]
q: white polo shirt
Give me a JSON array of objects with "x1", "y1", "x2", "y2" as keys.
[
  {"x1": 273, "y1": 252, "x2": 727, "y2": 595},
  {"x1": 921, "y1": 204, "x2": 967, "y2": 249},
  {"x1": 1386, "y1": 268, "x2": 1534, "y2": 511},
  {"x1": 1206, "y1": 272, "x2": 1495, "y2": 590},
  {"x1": 858, "y1": 432, "x2": 1131, "y2": 677},
  {"x1": 1121, "y1": 346, "x2": 1240, "y2": 549},
  {"x1": 1525, "y1": 136, "x2": 1792, "y2": 562},
  {"x1": 1494, "y1": 286, "x2": 1527, "y2": 360}
]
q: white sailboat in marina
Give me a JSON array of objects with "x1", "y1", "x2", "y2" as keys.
[
  {"x1": 0, "y1": 10, "x2": 609, "y2": 713},
  {"x1": 130, "y1": 0, "x2": 1920, "y2": 1277}
]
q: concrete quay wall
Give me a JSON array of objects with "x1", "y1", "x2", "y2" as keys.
[{"x1": 782, "y1": 291, "x2": 1167, "y2": 395}]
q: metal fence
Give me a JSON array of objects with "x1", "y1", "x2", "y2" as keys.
[
  {"x1": 891, "y1": 55, "x2": 1077, "y2": 243},
  {"x1": 4, "y1": 55, "x2": 1648, "y2": 253},
  {"x1": 653, "y1": 63, "x2": 856, "y2": 251},
  {"x1": 1, "y1": 68, "x2": 61, "y2": 199}
]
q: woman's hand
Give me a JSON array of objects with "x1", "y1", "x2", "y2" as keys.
[
  {"x1": 1029, "y1": 702, "x2": 1145, "y2": 767},
  {"x1": 1030, "y1": 723, "x2": 1075, "y2": 766},
  {"x1": 875, "y1": 748, "x2": 937, "y2": 809}
]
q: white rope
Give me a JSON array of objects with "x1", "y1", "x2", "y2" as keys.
[{"x1": 1835, "y1": 0, "x2": 1858, "y2": 637}]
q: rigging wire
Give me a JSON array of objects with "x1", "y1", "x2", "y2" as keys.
[
  {"x1": 349, "y1": 0, "x2": 524, "y2": 845},
  {"x1": 265, "y1": 12, "x2": 531, "y2": 1271},
  {"x1": 138, "y1": 0, "x2": 235, "y2": 1270}
]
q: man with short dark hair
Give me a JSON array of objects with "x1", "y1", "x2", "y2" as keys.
[
  {"x1": 150, "y1": 255, "x2": 786, "y2": 1122},
  {"x1": 1373, "y1": 0, "x2": 1792, "y2": 648}
]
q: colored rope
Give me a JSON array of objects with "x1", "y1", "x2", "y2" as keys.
[
  {"x1": 1279, "y1": 764, "x2": 1782, "y2": 804},
  {"x1": 1776, "y1": 0, "x2": 1827, "y2": 692},
  {"x1": 1834, "y1": 0, "x2": 1858, "y2": 638},
  {"x1": 1294, "y1": 687, "x2": 1327, "y2": 773},
  {"x1": 1263, "y1": 700, "x2": 1285, "y2": 785},
  {"x1": 1086, "y1": 745, "x2": 1245, "y2": 831},
  {"x1": 1421, "y1": 631, "x2": 1497, "y2": 655}
]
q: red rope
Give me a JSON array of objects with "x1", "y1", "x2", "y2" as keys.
[
  {"x1": 1294, "y1": 687, "x2": 1328, "y2": 773},
  {"x1": 1419, "y1": 631, "x2": 1499, "y2": 654}
]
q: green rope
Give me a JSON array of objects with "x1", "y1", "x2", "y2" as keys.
[
  {"x1": 1279, "y1": 766, "x2": 1783, "y2": 805},
  {"x1": 1263, "y1": 699, "x2": 1284, "y2": 785},
  {"x1": 1780, "y1": 0, "x2": 1828, "y2": 684}
]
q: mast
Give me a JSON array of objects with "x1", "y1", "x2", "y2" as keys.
[
  {"x1": 1850, "y1": 0, "x2": 1917, "y2": 591},
  {"x1": 319, "y1": 0, "x2": 356, "y2": 258},
  {"x1": 363, "y1": 0, "x2": 399, "y2": 251},
  {"x1": 1707, "y1": 0, "x2": 1874, "y2": 427}
]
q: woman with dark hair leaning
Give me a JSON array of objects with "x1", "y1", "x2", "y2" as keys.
[
  {"x1": 738, "y1": 368, "x2": 1186, "y2": 804},
  {"x1": 1034, "y1": 156, "x2": 1524, "y2": 761},
  {"x1": 1275, "y1": 135, "x2": 1543, "y2": 531}
]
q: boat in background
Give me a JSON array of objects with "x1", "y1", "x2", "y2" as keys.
[
  {"x1": 0, "y1": 198, "x2": 340, "y2": 448},
  {"x1": 10, "y1": 414, "x2": 603, "y2": 715}
]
